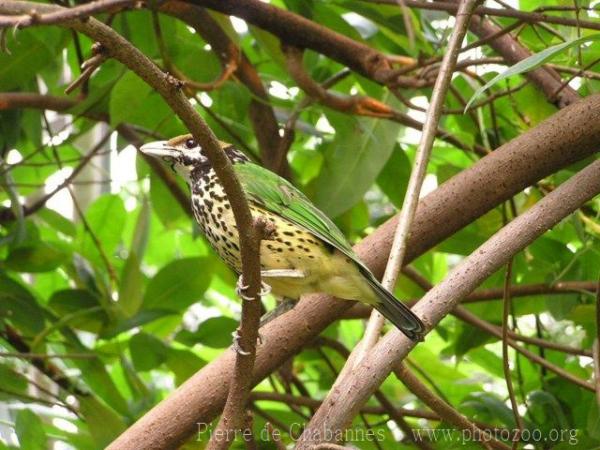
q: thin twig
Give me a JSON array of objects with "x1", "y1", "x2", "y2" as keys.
[
  {"x1": 64, "y1": 42, "x2": 108, "y2": 94},
  {"x1": 356, "y1": 0, "x2": 481, "y2": 361},
  {"x1": 394, "y1": 364, "x2": 507, "y2": 450},
  {"x1": 0, "y1": 0, "x2": 137, "y2": 28},
  {"x1": 501, "y1": 259, "x2": 524, "y2": 447},
  {"x1": 0, "y1": 351, "x2": 96, "y2": 359},
  {"x1": 454, "y1": 306, "x2": 595, "y2": 391}
]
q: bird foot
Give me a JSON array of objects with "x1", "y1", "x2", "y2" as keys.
[
  {"x1": 236, "y1": 275, "x2": 272, "y2": 301},
  {"x1": 231, "y1": 329, "x2": 263, "y2": 356}
]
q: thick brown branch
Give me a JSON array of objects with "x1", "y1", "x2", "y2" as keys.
[
  {"x1": 283, "y1": 45, "x2": 485, "y2": 156},
  {"x1": 296, "y1": 156, "x2": 600, "y2": 447},
  {"x1": 184, "y1": 0, "x2": 392, "y2": 81},
  {"x1": 107, "y1": 94, "x2": 600, "y2": 449}
]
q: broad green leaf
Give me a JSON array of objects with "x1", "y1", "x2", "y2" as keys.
[
  {"x1": 129, "y1": 332, "x2": 169, "y2": 371},
  {"x1": 0, "y1": 274, "x2": 45, "y2": 334},
  {"x1": 52, "y1": 324, "x2": 129, "y2": 416},
  {"x1": 37, "y1": 208, "x2": 77, "y2": 237},
  {"x1": 118, "y1": 200, "x2": 151, "y2": 317},
  {"x1": 466, "y1": 33, "x2": 600, "y2": 110},
  {"x1": 0, "y1": 28, "x2": 66, "y2": 90},
  {"x1": 452, "y1": 322, "x2": 495, "y2": 358},
  {"x1": 101, "y1": 308, "x2": 176, "y2": 339},
  {"x1": 175, "y1": 316, "x2": 239, "y2": 348},
  {"x1": 526, "y1": 390, "x2": 570, "y2": 431},
  {"x1": 149, "y1": 171, "x2": 187, "y2": 228},
  {"x1": 312, "y1": 107, "x2": 399, "y2": 217},
  {"x1": 78, "y1": 396, "x2": 127, "y2": 448},
  {"x1": 15, "y1": 409, "x2": 47, "y2": 450},
  {"x1": 0, "y1": 364, "x2": 28, "y2": 397},
  {"x1": 588, "y1": 402, "x2": 600, "y2": 441},
  {"x1": 142, "y1": 257, "x2": 211, "y2": 311},
  {"x1": 109, "y1": 70, "x2": 183, "y2": 136},
  {"x1": 376, "y1": 144, "x2": 410, "y2": 208},
  {"x1": 5, "y1": 241, "x2": 70, "y2": 272},
  {"x1": 165, "y1": 347, "x2": 206, "y2": 385},
  {"x1": 461, "y1": 392, "x2": 517, "y2": 428},
  {"x1": 0, "y1": 109, "x2": 21, "y2": 151},
  {"x1": 48, "y1": 289, "x2": 109, "y2": 333},
  {"x1": 79, "y1": 194, "x2": 126, "y2": 268}
]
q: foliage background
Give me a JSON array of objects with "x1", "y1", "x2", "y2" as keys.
[{"x1": 0, "y1": 0, "x2": 599, "y2": 449}]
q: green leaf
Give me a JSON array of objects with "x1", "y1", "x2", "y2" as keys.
[
  {"x1": 175, "y1": 316, "x2": 239, "y2": 348},
  {"x1": 0, "y1": 274, "x2": 45, "y2": 334},
  {"x1": 101, "y1": 308, "x2": 176, "y2": 339},
  {"x1": 587, "y1": 402, "x2": 600, "y2": 441},
  {"x1": 0, "y1": 28, "x2": 66, "y2": 90},
  {"x1": 15, "y1": 409, "x2": 48, "y2": 450},
  {"x1": 165, "y1": 347, "x2": 206, "y2": 385},
  {"x1": 129, "y1": 332, "x2": 169, "y2": 371},
  {"x1": 376, "y1": 145, "x2": 410, "y2": 208},
  {"x1": 462, "y1": 392, "x2": 517, "y2": 428},
  {"x1": 312, "y1": 107, "x2": 399, "y2": 217},
  {"x1": 109, "y1": 70, "x2": 183, "y2": 136},
  {"x1": 452, "y1": 322, "x2": 495, "y2": 358},
  {"x1": 48, "y1": 289, "x2": 108, "y2": 333},
  {"x1": 79, "y1": 194, "x2": 126, "y2": 268},
  {"x1": 466, "y1": 33, "x2": 600, "y2": 110},
  {"x1": 119, "y1": 200, "x2": 150, "y2": 317},
  {"x1": 149, "y1": 171, "x2": 186, "y2": 228},
  {"x1": 0, "y1": 363, "x2": 28, "y2": 397},
  {"x1": 78, "y1": 396, "x2": 127, "y2": 448},
  {"x1": 142, "y1": 257, "x2": 212, "y2": 311},
  {"x1": 527, "y1": 390, "x2": 570, "y2": 431},
  {"x1": 6, "y1": 241, "x2": 70, "y2": 272},
  {"x1": 37, "y1": 208, "x2": 77, "y2": 237}
]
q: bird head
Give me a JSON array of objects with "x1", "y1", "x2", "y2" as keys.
[{"x1": 140, "y1": 134, "x2": 248, "y2": 183}]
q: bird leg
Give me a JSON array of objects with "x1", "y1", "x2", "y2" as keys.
[
  {"x1": 235, "y1": 275, "x2": 272, "y2": 301},
  {"x1": 231, "y1": 330, "x2": 251, "y2": 356}
]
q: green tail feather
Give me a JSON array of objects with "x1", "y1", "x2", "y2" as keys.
[{"x1": 359, "y1": 267, "x2": 425, "y2": 341}]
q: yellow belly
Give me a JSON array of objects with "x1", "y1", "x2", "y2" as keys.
[{"x1": 198, "y1": 201, "x2": 376, "y2": 304}]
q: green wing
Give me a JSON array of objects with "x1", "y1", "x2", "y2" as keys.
[
  {"x1": 235, "y1": 162, "x2": 425, "y2": 340},
  {"x1": 234, "y1": 163, "x2": 355, "y2": 258}
]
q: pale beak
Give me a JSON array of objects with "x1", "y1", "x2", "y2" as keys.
[{"x1": 139, "y1": 140, "x2": 179, "y2": 159}]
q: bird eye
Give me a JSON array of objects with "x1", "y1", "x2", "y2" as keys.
[{"x1": 185, "y1": 138, "x2": 196, "y2": 149}]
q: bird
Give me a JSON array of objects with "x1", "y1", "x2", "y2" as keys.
[{"x1": 140, "y1": 135, "x2": 425, "y2": 341}]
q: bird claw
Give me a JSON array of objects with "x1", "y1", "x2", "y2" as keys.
[
  {"x1": 231, "y1": 330, "x2": 251, "y2": 355},
  {"x1": 235, "y1": 276, "x2": 272, "y2": 301},
  {"x1": 259, "y1": 282, "x2": 272, "y2": 297},
  {"x1": 231, "y1": 330, "x2": 263, "y2": 356}
]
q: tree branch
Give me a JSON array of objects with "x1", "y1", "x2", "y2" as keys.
[
  {"x1": 106, "y1": 94, "x2": 600, "y2": 449},
  {"x1": 296, "y1": 158, "x2": 600, "y2": 447}
]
